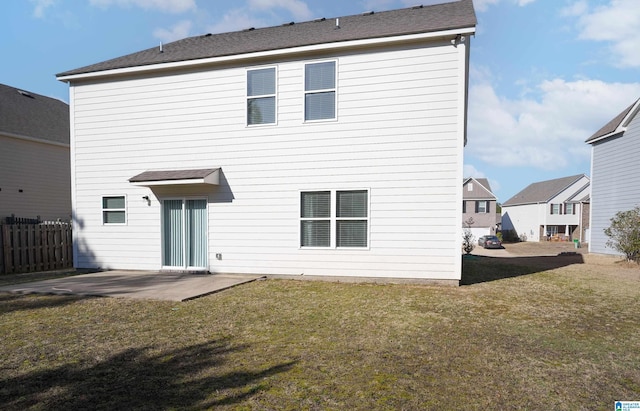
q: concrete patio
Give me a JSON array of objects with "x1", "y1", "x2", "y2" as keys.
[{"x1": 0, "y1": 271, "x2": 265, "y2": 302}]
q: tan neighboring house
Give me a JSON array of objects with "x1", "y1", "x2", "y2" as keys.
[
  {"x1": 0, "y1": 83, "x2": 71, "y2": 222},
  {"x1": 462, "y1": 177, "x2": 499, "y2": 238}
]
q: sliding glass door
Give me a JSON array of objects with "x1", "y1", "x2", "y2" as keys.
[{"x1": 162, "y1": 199, "x2": 207, "y2": 270}]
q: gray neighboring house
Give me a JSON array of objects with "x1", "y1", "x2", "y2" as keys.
[
  {"x1": 501, "y1": 174, "x2": 590, "y2": 242},
  {"x1": 0, "y1": 83, "x2": 71, "y2": 222},
  {"x1": 462, "y1": 177, "x2": 499, "y2": 238},
  {"x1": 586, "y1": 98, "x2": 640, "y2": 255}
]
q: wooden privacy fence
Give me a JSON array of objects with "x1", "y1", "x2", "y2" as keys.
[{"x1": 0, "y1": 223, "x2": 73, "y2": 274}]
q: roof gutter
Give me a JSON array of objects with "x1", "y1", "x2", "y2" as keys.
[
  {"x1": 1, "y1": 130, "x2": 69, "y2": 148},
  {"x1": 57, "y1": 27, "x2": 475, "y2": 83}
]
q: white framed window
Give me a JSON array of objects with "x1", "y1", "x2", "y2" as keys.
[
  {"x1": 247, "y1": 67, "x2": 276, "y2": 125},
  {"x1": 476, "y1": 200, "x2": 488, "y2": 213},
  {"x1": 550, "y1": 203, "x2": 561, "y2": 215},
  {"x1": 102, "y1": 196, "x2": 126, "y2": 224},
  {"x1": 304, "y1": 61, "x2": 336, "y2": 121},
  {"x1": 300, "y1": 189, "x2": 369, "y2": 248},
  {"x1": 565, "y1": 203, "x2": 574, "y2": 215}
]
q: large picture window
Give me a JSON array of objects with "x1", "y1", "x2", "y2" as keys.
[
  {"x1": 102, "y1": 196, "x2": 126, "y2": 224},
  {"x1": 300, "y1": 189, "x2": 368, "y2": 248},
  {"x1": 305, "y1": 61, "x2": 336, "y2": 121},
  {"x1": 247, "y1": 67, "x2": 276, "y2": 125}
]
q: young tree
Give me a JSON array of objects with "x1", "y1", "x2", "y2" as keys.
[
  {"x1": 604, "y1": 206, "x2": 640, "y2": 263},
  {"x1": 462, "y1": 217, "x2": 475, "y2": 254}
]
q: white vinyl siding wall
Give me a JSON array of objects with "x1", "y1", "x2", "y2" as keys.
[
  {"x1": 590, "y1": 113, "x2": 640, "y2": 255},
  {"x1": 69, "y1": 40, "x2": 466, "y2": 279}
]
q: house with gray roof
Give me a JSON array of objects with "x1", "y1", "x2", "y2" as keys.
[
  {"x1": 462, "y1": 177, "x2": 499, "y2": 238},
  {"x1": 501, "y1": 174, "x2": 590, "y2": 242},
  {"x1": 56, "y1": 0, "x2": 476, "y2": 283},
  {"x1": 586, "y1": 98, "x2": 640, "y2": 255},
  {"x1": 0, "y1": 83, "x2": 70, "y2": 222}
]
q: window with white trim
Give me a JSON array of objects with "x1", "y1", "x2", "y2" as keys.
[
  {"x1": 247, "y1": 67, "x2": 276, "y2": 125},
  {"x1": 102, "y1": 196, "x2": 126, "y2": 224},
  {"x1": 550, "y1": 203, "x2": 561, "y2": 215},
  {"x1": 300, "y1": 189, "x2": 368, "y2": 248},
  {"x1": 304, "y1": 61, "x2": 336, "y2": 121},
  {"x1": 565, "y1": 203, "x2": 574, "y2": 215},
  {"x1": 476, "y1": 200, "x2": 489, "y2": 213}
]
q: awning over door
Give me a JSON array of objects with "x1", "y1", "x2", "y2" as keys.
[{"x1": 129, "y1": 168, "x2": 220, "y2": 186}]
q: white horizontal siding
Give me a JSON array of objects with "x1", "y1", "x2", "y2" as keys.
[
  {"x1": 590, "y1": 113, "x2": 640, "y2": 255},
  {"x1": 70, "y1": 40, "x2": 466, "y2": 279}
]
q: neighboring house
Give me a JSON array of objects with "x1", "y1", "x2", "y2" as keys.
[
  {"x1": 586, "y1": 98, "x2": 640, "y2": 255},
  {"x1": 56, "y1": 1, "x2": 477, "y2": 283},
  {"x1": 501, "y1": 174, "x2": 590, "y2": 242},
  {"x1": 0, "y1": 83, "x2": 71, "y2": 222},
  {"x1": 462, "y1": 177, "x2": 499, "y2": 238}
]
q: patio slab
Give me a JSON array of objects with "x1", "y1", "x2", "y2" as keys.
[{"x1": 0, "y1": 271, "x2": 265, "y2": 302}]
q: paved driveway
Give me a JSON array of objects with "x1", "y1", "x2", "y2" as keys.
[{"x1": 0, "y1": 271, "x2": 264, "y2": 302}]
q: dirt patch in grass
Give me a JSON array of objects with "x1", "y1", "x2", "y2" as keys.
[{"x1": 1, "y1": 253, "x2": 639, "y2": 410}]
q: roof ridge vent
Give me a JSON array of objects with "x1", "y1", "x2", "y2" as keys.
[
  {"x1": 282, "y1": 21, "x2": 294, "y2": 26},
  {"x1": 412, "y1": 5, "x2": 424, "y2": 9},
  {"x1": 243, "y1": 27, "x2": 255, "y2": 32},
  {"x1": 17, "y1": 90, "x2": 34, "y2": 98},
  {"x1": 314, "y1": 17, "x2": 326, "y2": 22},
  {"x1": 362, "y1": 11, "x2": 374, "y2": 15}
]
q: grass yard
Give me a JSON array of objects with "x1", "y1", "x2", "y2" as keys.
[{"x1": 1, "y1": 245, "x2": 639, "y2": 410}]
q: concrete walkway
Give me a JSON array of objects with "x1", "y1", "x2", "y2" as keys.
[{"x1": 0, "y1": 271, "x2": 265, "y2": 302}]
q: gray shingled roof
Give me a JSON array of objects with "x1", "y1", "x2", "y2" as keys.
[
  {"x1": 502, "y1": 174, "x2": 587, "y2": 207},
  {"x1": 585, "y1": 99, "x2": 639, "y2": 143},
  {"x1": 0, "y1": 83, "x2": 69, "y2": 145},
  {"x1": 129, "y1": 168, "x2": 219, "y2": 182},
  {"x1": 57, "y1": 0, "x2": 476, "y2": 78}
]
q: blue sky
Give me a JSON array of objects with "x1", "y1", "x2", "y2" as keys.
[{"x1": 2, "y1": 0, "x2": 639, "y2": 201}]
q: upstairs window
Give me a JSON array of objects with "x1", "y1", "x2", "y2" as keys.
[
  {"x1": 476, "y1": 200, "x2": 489, "y2": 213},
  {"x1": 247, "y1": 67, "x2": 276, "y2": 125},
  {"x1": 565, "y1": 203, "x2": 574, "y2": 215},
  {"x1": 102, "y1": 196, "x2": 126, "y2": 224},
  {"x1": 550, "y1": 204, "x2": 561, "y2": 215},
  {"x1": 305, "y1": 61, "x2": 336, "y2": 121}
]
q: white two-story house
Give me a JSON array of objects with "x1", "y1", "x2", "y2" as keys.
[
  {"x1": 501, "y1": 174, "x2": 590, "y2": 242},
  {"x1": 56, "y1": 0, "x2": 476, "y2": 283}
]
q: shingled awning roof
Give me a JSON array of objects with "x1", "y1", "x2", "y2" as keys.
[
  {"x1": 129, "y1": 168, "x2": 220, "y2": 186},
  {"x1": 0, "y1": 83, "x2": 69, "y2": 145},
  {"x1": 57, "y1": 0, "x2": 476, "y2": 78}
]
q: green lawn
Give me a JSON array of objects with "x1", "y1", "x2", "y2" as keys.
[{"x1": 1, "y1": 255, "x2": 638, "y2": 410}]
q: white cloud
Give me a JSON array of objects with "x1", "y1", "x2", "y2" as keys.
[
  {"x1": 89, "y1": 0, "x2": 196, "y2": 13},
  {"x1": 207, "y1": 8, "x2": 267, "y2": 34},
  {"x1": 248, "y1": 0, "x2": 313, "y2": 20},
  {"x1": 571, "y1": 0, "x2": 640, "y2": 68},
  {"x1": 463, "y1": 164, "x2": 486, "y2": 178},
  {"x1": 474, "y1": 0, "x2": 535, "y2": 12},
  {"x1": 153, "y1": 20, "x2": 192, "y2": 42},
  {"x1": 467, "y1": 69, "x2": 640, "y2": 171},
  {"x1": 30, "y1": 0, "x2": 54, "y2": 18}
]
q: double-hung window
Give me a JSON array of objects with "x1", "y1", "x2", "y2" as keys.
[
  {"x1": 300, "y1": 190, "x2": 368, "y2": 248},
  {"x1": 304, "y1": 61, "x2": 336, "y2": 121},
  {"x1": 102, "y1": 196, "x2": 126, "y2": 224},
  {"x1": 550, "y1": 204, "x2": 561, "y2": 215},
  {"x1": 476, "y1": 200, "x2": 488, "y2": 213},
  {"x1": 564, "y1": 203, "x2": 574, "y2": 215},
  {"x1": 247, "y1": 67, "x2": 276, "y2": 125}
]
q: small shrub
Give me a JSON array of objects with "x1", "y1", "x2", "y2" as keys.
[
  {"x1": 604, "y1": 206, "x2": 640, "y2": 263},
  {"x1": 462, "y1": 217, "x2": 475, "y2": 254}
]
